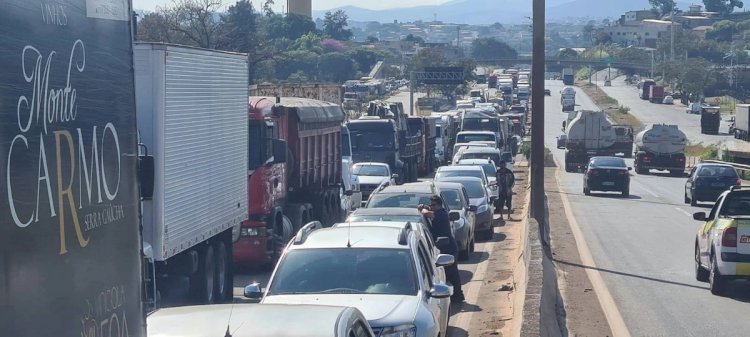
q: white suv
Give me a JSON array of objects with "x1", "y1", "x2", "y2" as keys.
[{"x1": 247, "y1": 222, "x2": 455, "y2": 337}]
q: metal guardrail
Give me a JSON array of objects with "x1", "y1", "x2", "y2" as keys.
[{"x1": 700, "y1": 159, "x2": 750, "y2": 171}]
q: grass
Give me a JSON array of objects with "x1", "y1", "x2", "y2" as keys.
[
  {"x1": 685, "y1": 143, "x2": 719, "y2": 160},
  {"x1": 575, "y1": 80, "x2": 644, "y2": 131}
]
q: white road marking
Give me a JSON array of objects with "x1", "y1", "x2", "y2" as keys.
[
  {"x1": 556, "y1": 168, "x2": 633, "y2": 337},
  {"x1": 675, "y1": 207, "x2": 693, "y2": 217}
]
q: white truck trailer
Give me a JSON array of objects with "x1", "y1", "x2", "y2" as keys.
[
  {"x1": 134, "y1": 43, "x2": 248, "y2": 306},
  {"x1": 633, "y1": 124, "x2": 688, "y2": 175}
]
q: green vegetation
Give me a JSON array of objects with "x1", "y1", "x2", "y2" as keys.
[
  {"x1": 618, "y1": 105, "x2": 631, "y2": 114},
  {"x1": 685, "y1": 143, "x2": 720, "y2": 160},
  {"x1": 521, "y1": 142, "x2": 532, "y2": 160},
  {"x1": 576, "y1": 81, "x2": 644, "y2": 130},
  {"x1": 576, "y1": 67, "x2": 593, "y2": 81}
]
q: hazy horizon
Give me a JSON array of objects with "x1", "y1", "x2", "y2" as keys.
[{"x1": 133, "y1": 0, "x2": 453, "y2": 12}]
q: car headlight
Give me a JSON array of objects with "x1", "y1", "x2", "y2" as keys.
[
  {"x1": 477, "y1": 204, "x2": 488, "y2": 213},
  {"x1": 379, "y1": 324, "x2": 416, "y2": 337},
  {"x1": 240, "y1": 227, "x2": 266, "y2": 237}
]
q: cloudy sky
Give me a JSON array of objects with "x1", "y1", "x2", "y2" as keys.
[{"x1": 133, "y1": 0, "x2": 452, "y2": 12}]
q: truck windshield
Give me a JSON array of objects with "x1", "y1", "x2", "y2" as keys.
[
  {"x1": 341, "y1": 132, "x2": 352, "y2": 157},
  {"x1": 463, "y1": 119, "x2": 498, "y2": 132},
  {"x1": 350, "y1": 131, "x2": 395, "y2": 151},
  {"x1": 457, "y1": 133, "x2": 495, "y2": 143},
  {"x1": 269, "y1": 248, "x2": 417, "y2": 295}
]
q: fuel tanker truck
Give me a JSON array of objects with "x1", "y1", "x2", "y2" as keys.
[
  {"x1": 633, "y1": 124, "x2": 688, "y2": 176},
  {"x1": 558, "y1": 110, "x2": 618, "y2": 172}
]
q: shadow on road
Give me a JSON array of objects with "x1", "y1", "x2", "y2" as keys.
[
  {"x1": 587, "y1": 192, "x2": 643, "y2": 200},
  {"x1": 553, "y1": 258, "x2": 709, "y2": 291},
  {"x1": 461, "y1": 251, "x2": 490, "y2": 265},
  {"x1": 458, "y1": 269, "x2": 474, "y2": 282},
  {"x1": 547, "y1": 189, "x2": 697, "y2": 208},
  {"x1": 446, "y1": 326, "x2": 469, "y2": 337}
]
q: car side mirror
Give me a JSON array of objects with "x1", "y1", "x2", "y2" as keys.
[
  {"x1": 271, "y1": 139, "x2": 287, "y2": 164},
  {"x1": 391, "y1": 174, "x2": 399, "y2": 180},
  {"x1": 429, "y1": 283, "x2": 453, "y2": 299},
  {"x1": 138, "y1": 154, "x2": 155, "y2": 200},
  {"x1": 469, "y1": 205, "x2": 478, "y2": 212},
  {"x1": 244, "y1": 282, "x2": 262, "y2": 299},
  {"x1": 628, "y1": 167, "x2": 632, "y2": 171},
  {"x1": 436, "y1": 254, "x2": 455, "y2": 267},
  {"x1": 693, "y1": 212, "x2": 707, "y2": 221},
  {"x1": 449, "y1": 211, "x2": 461, "y2": 221}
]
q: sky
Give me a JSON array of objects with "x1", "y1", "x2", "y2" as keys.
[{"x1": 133, "y1": 0, "x2": 452, "y2": 12}]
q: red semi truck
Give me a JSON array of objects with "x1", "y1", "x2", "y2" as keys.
[
  {"x1": 234, "y1": 97, "x2": 345, "y2": 267},
  {"x1": 649, "y1": 85, "x2": 665, "y2": 103}
]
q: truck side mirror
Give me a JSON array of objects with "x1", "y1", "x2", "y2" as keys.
[
  {"x1": 139, "y1": 155, "x2": 155, "y2": 200},
  {"x1": 272, "y1": 139, "x2": 287, "y2": 164}
]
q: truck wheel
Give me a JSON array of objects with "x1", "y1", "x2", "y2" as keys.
[
  {"x1": 313, "y1": 193, "x2": 330, "y2": 226},
  {"x1": 684, "y1": 192, "x2": 690, "y2": 204},
  {"x1": 621, "y1": 187, "x2": 629, "y2": 198},
  {"x1": 214, "y1": 237, "x2": 233, "y2": 302},
  {"x1": 286, "y1": 204, "x2": 306, "y2": 233},
  {"x1": 690, "y1": 195, "x2": 698, "y2": 207},
  {"x1": 195, "y1": 245, "x2": 217, "y2": 304}
]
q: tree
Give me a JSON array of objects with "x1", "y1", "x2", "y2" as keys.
[
  {"x1": 679, "y1": 58, "x2": 714, "y2": 98},
  {"x1": 287, "y1": 70, "x2": 309, "y2": 83},
  {"x1": 266, "y1": 13, "x2": 317, "y2": 41},
  {"x1": 582, "y1": 23, "x2": 595, "y2": 45},
  {"x1": 323, "y1": 10, "x2": 353, "y2": 41},
  {"x1": 275, "y1": 49, "x2": 319, "y2": 80},
  {"x1": 348, "y1": 47, "x2": 381, "y2": 75},
  {"x1": 136, "y1": 12, "x2": 181, "y2": 43},
  {"x1": 216, "y1": 0, "x2": 258, "y2": 52},
  {"x1": 402, "y1": 34, "x2": 425, "y2": 45},
  {"x1": 703, "y1": 0, "x2": 744, "y2": 15},
  {"x1": 706, "y1": 20, "x2": 736, "y2": 41},
  {"x1": 649, "y1": 0, "x2": 677, "y2": 16},
  {"x1": 318, "y1": 52, "x2": 357, "y2": 82},
  {"x1": 556, "y1": 48, "x2": 579, "y2": 59},
  {"x1": 470, "y1": 37, "x2": 518, "y2": 61},
  {"x1": 160, "y1": 0, "x2": 223, "y2": 48},
  {"x1": 262, "y1": 0, "x2": 274, "y2": 16},
  {"x1": 366, "y1": 35, "x2": 379, "y2": 43},
  {"x1": 593, "y1": 31, "x2": 613, "y2": 45}
]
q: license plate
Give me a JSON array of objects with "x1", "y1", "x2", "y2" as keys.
[
  {"x1": 741, "y1": 235, "x2": 750, "y2": 244},
  {"x1": 602, "y1": 182, "x2": 615, "y2": 186},
  {"x1": 711, "y1": 183, "x2": 724, "y2": 187}
]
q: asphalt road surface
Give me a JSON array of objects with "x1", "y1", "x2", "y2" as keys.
[
  {"x1": 593, "y1": 76, "x2": 734, "y2": 145},
  {"x1": 544, "y1": 79, "x2": 750, "y2": 337}
]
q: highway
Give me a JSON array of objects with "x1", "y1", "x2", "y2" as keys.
[
  {"x1": 544, "y1": 80, "x2": 750, "y2": 336},
  {"x1": 593, "y1": 76, "x2": 734, "y2": 145}
]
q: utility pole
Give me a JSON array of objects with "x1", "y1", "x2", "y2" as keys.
[
  {"x1": 531, "y1": 0, "x2": 545, "y2": 221},
  {"x1": 670, "y1": 8, "x2": 675, "y2": 61}
]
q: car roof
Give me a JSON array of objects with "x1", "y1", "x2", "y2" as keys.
[
  {"x1": 697, "y1": 163, "x2": 735, "y2": 169},
  {"x1": 148, "y1": 304, "x2": 359, "y2": 337},
  {"x1": 439, "y1": 176, "x2": 484, "y2": 183},
  {"x1": 333, "y1": 221, "x2": 416, "y2": 230},
  {"x1": 295, "y1": 225, "x2": 408, "y2": 249},
  {"x1": 462, "y1": 147, "x2": 502, "y2": 154},
  {"x1": 353, "y1": 162, "x2": 389, "y2": 167},
  {"x1": 437, "y1": 165, "x2": 483, "y2": 172},
  {"x1": 376, "y1": 182, "x2": 436, "y2": 194},
  {"x1": 457, "y1": 130, "x2": 495, "y2": 135},
  {"x1": 457, "y1": 159, "x2": 495, "y2": 165},
  {"x1": 434, "y1": 181, "x2": 466, "y2": 191},
  {"x1": 350, "y1": 207, "x2": 423, "y2": 216}
]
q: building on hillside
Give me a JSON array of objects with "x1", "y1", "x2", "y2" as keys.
[
  {"x1": 620, "y1": 10, "x2": 658, "y2": 24},
  {"x1": 603, "y1": 19, "x2": 679, "y2": 48},
  {"x1": 692, "y1": 25, "x2": 713, "y2": 39},
  {"x1": 287, "y1": 0, "x2": 312, "y2": 17}
]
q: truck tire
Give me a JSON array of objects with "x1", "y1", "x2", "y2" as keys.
[
  {"x1": 214, "y1": 236, "x2": 233, "y2": 303},
  {"x1": 193, "y1": 244, "x2": 217, "y2": 304},
  {"x1": 411, "y1": 162, "x2": 419, "y2": 181},
  {"x1": 265, "y1": 214, "x2": 292, "y2": 270},
  {"x1": 326, "y1": 190, "x2": 341, "y2": 225},
  {"x1": 313, "y1": 192, "x2": 331, "y2": 226},
  {"x1": 286, "y1": 204, "x2": 306, "y2": 232}
]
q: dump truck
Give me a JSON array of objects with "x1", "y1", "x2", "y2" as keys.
[
  {"x1": 701, "y1": 105, "x2": 722, "y2": 135},
  {"x1": 734, "y1": 104, "x2": 750, "y2": 141},
  {"x1": 633, "y1": 124, "x2": 688, "y2": 175},
  {"x1": 558, "y1": 110, "x2": 618, "y2": 172},
  {"x1": 407, "y1": 116, "x2": 438, "y2": 176},
  {"x1": 234, "y1": 97, "x2": 346, "y2": 269}
]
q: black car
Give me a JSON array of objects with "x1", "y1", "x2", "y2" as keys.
[
  {"x1": 583, "y1": 157, "x2": 632, "y2": 197},
  {"x1": 684, "y1": 163, "x2": 742, "y2": 206},
  {"x1": 544, "y1": 89, "x2": 551, "y2": 96}
]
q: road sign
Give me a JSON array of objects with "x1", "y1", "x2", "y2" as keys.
[{"x1": 415, "y1": 67, "x2": 465, "y2": 85}]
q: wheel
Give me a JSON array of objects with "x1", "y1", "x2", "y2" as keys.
[
  {"x1": 709, "y1": 254, "x2": 727, "y2": 295},
  {"x1": 695, "y1": 243, "x2": 709, "y2": 282},
  {"x1": 684, "y1": 192, "x2": 690, "y2": 204},
  {"x1": 194, "y1": 245, "x2": 217, "y2": 304},
  {"x1": 313, "y1": 192, "x2": 330, "y2": 226},
  {"x1": 469, "y1": 237, "x2": 475, "y2": 253},
  {"x1": 621, "y1": 187, "x2": 629, "y2": 198},
  {"x1": 286, "y1": 204, "x2": 306, "y2": 233},
  {"x1": 214, "y1": 238, "x2": 233, "y2": 302},
  {"x1": 584, "y1": 186, "x2": 590, "y2": 196}
]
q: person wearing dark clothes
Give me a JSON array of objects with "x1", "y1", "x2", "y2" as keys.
[
  {"x1": 496, "y1": 162, "x2": 516, "y2": 220},
  {"x1": 419, "y1": 195, "x2": 465, "y2": 303}
]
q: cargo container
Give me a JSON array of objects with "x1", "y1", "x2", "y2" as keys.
[{"x1": 734, "y1": 104, "x2": 750, "y2": 141}]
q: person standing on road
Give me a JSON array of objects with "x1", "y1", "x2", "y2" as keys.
[
  {"x1": 419, "y1": 195, "x2": 465, "y2": 303},
  {"x1": 496, "y1": 162, "x2": 515, "y2": 220}
]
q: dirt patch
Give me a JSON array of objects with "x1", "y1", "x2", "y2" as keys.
[
  {"x1": 466, "y1": 167, "x2": 530, "y2": 337},
  {"x1": 544, "y1": 167, "x2": 613, "y2": 337},
  {"x1": 576, "y1": 81, "x2": 644, "y2": 131}
]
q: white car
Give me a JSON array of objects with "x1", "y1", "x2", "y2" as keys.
[
  {"x1": 352, "y1": 162, "x2": 396, "y2": 205},
  {"x1": 693, "y1": 186, "x2": 750, "y2": 295},
  {"x1": 663, "y1": 95, "x2": 674, "y2": 104},
  {"x1": 250, "y1": 222, "x2": 455, "y2": 337}
]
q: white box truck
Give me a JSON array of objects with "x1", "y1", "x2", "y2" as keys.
[{"x1": 134, "y1": 43, "x2": 248, "y2": 306}]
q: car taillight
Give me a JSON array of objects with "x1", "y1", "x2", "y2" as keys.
[
  {"x1": 618, "y1": 170, "x2": 628, "y2": 176},
  {"x1": 722, "y1": 227, "x2": 737, "y2": 248},
  {"x1": 736, "y1": 178, "x2": 742, "y2": 186},
  {"x1": 587, "y1": 169, "x2": 598, "y2": 176}
]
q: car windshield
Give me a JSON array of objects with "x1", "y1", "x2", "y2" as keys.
[
  {"x1": 349, "y1": 131, "x2": 395, "y2": 151},
  {"x1": 435, "y1": 169, "x2": 484, "y2": 182},
  {"x1": 269, "y1": 248, "x2": 417, "y2": 295},
  {"x1": 367, "y1": 193, "x2": 432, "y2": 208},
  {"x1": 347, "y1": 214, "x2": 425, "y2": 224},
  {"x1": 720, "y1": 192, "x2": 750, "y2": 216},
  {"x1": 591, "y1": 158, "x2": 626, "y2": 168},
  {"x1": 353, "y1": 165, "x2": 389, "y2": 176},
  {"x1": 462, "y1": 152, "x2": 501, "y2": 164},
  {"x1": 457, "y1": 133, "x2": 495, "y2": 143},
  {"x1": 444, "y1": 180, "x2": 484, "y2": 198},
  {"x1": 697, "y1": 166, "x2": 739, "y2": 178},
  {"x1": 440, "y1": 189, "x2": 463, "y2": 209}
]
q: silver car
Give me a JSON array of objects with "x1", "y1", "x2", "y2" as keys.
[
  {"x1": 434, "y1": 182, "x2": 477, "y2": 260},
  {"x1": 250, "y1": 223, "x2": 455, "y2": 337},
  {"x1": 149, "y1": 303, "x2": 375, "y2": 337}
]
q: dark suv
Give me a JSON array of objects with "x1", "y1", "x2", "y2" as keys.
[
  {"x1": 583, "y1": 157, "x2": 632, "y2": 197},
  {"x1": 685, "y1": 163, "x2": 742, "y2": 206}
]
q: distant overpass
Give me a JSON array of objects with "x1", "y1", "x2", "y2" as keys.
[{"x1": 474, "y1": 58, "x2": 652, "y2": 71}]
